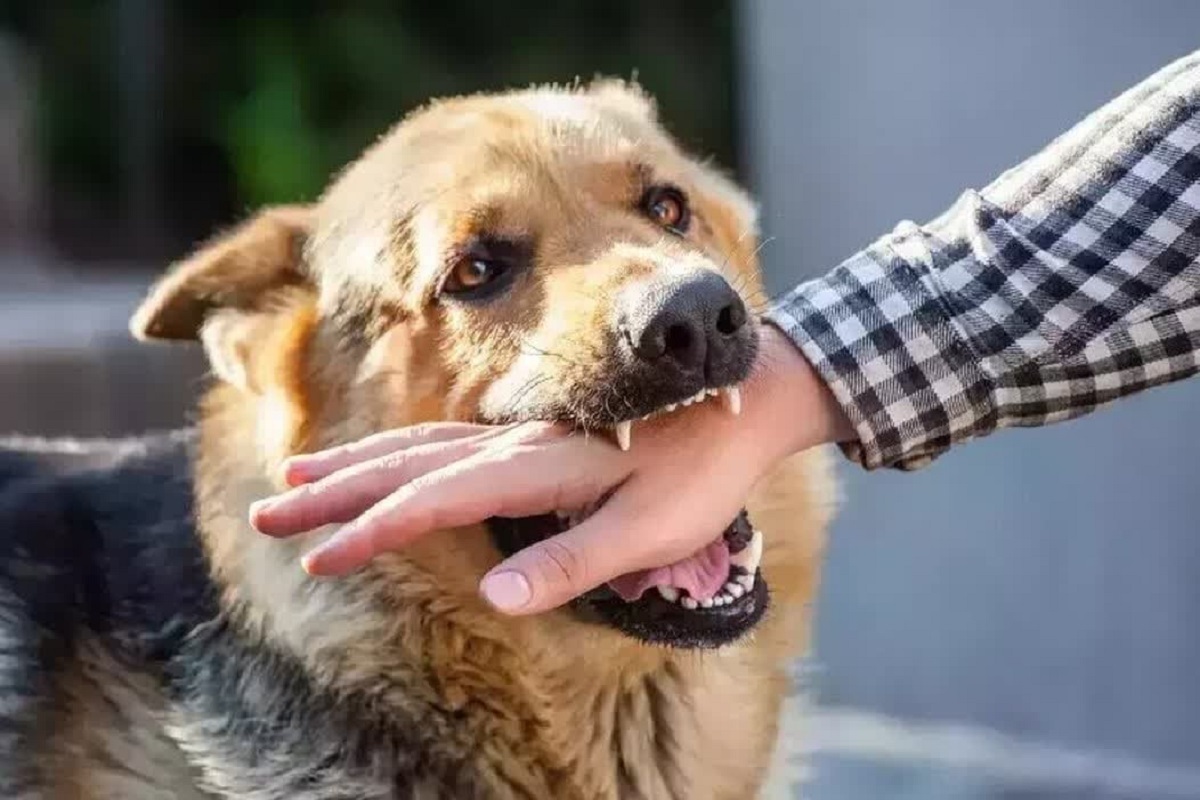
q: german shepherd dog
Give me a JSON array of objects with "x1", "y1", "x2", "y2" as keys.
[{"x1": 0, "y1": 82, "x2": 834, "y2": 799}]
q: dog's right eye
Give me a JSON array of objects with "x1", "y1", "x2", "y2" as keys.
[
  {"x1": 445, "y1": 257, "x2": 507, "y2": 294},
  {"x1": 440, "y1": 236, "x2": 529, "y2": 300}
]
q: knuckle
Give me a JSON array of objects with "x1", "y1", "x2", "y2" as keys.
[
  {"x1": 403, "y1": 422, "x2": 443, "y2": 440},
  {"x1": 533, "y1": 537, "x2": 589, "y2": 590},
  {"x1": 503, "y1": 420, "x2": 561, "y2": 446},
  {"x1": 376, "y1": 450, "x2": 416, "y2": 478}
]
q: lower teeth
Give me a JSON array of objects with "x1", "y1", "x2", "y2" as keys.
[{"x1": 652, "y1": 529, "x2": 763, "y2": 611}]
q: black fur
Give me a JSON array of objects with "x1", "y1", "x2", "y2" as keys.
[
  {"x1": 0, "y1": 433, "x2": 211, "y2": 795},
  {"x1": 0, "y1": 434, "x2": 493, "y2": 798}
]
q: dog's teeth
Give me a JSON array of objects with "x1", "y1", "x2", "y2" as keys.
[
  {"x1": 735, "y1": 573, "x2": 755, "y2": 590},
  {"x1": 681, "y1": 595, "x2": 698, "y2": 610},
  {"x1": 725, "y1": 581, "x2": 744, "y2": 598},
  {"x1": 682, "y1": 397, "x2": 693, "y2": 407},
  {"x1": 665, "y1": 403, "x2": 677, "y2": 413},
  {"x1": 729, "y1": 528, "x2": 763, "y2": 576},
  {"x1": 657, "y1": 585, "x2": 680, "y2": 603},
  {"x1": 615, "y1": 421, "x2": 632, "y2": 451},
  {"x1": 699, "y1": 596, "x2": 714, "y2": 608},
  {"x1": 707, "y1": 388, "x2": 719, "y2": 397},
  {"x1": 721, "y1": 386, "x2": 742, "y2": 416}
]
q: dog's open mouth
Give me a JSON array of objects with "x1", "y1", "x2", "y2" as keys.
[
  {"x1": 488, "y1": 507, "x2": 767, "y2": 649},
  {"x1": 488, "y1": 383, "x2": 767, "y2": 649}
]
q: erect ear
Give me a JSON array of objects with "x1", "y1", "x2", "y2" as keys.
[
  {"x1": 130, "y1": 205, "x2": 314, "y2": 390},
  {"x1": 585, "y1": 78, "x2": 658, "y2": 122}
]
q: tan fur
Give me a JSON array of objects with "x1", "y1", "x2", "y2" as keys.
[
  {"x1": 122, "y1": 81, "x2": 836, "y2": 798},
  {"x1": 47, "y1": 640, "x2": 211, "y2": 800}
]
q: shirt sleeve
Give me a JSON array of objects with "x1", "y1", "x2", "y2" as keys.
[{"x1": 767, "y1": 50, "x2": 1200, "y2": 471}]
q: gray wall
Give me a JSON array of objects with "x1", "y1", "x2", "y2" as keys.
[{"x1": 740, "y1": 1, "x2": 1200, "y2": 797}]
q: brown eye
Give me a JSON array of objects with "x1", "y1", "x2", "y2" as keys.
[
  {"x1": 444, "y1": 257, "x2": 507, "y2": 294},
  {"x1": 440, "y1": 236, "x2": 530, "y2": 300},
  {"x1": 642, "y1": 185, "x2": 690, "y2": 233}
]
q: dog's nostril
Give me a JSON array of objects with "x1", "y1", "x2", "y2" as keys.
[
  {"x1": 715, "y1": 301, "x2": 746, "y2": 336},
  {"x1": 625, "y1": 273, "x2": 748, "y2": 373},
  {"x1": 663, "y1": 323, "x2": 693, "y2": 355}
]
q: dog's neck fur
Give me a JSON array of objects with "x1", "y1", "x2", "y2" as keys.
[{"x1": 189, "y1": 364, "x2": 792, "y2": 798}]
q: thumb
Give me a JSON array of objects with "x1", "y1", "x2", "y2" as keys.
[{"x1": 478, "y1": 488, "x2": 721, "y2": 615}]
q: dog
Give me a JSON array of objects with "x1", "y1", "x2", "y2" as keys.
[{"x1": 0, "y1": 81, "x2": 834, "y2": 799}]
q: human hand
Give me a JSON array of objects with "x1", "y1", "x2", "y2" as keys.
[{"x1": 249, "y1": 325, "x2": 851, "y2": 614}]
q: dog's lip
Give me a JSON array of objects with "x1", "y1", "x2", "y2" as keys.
[
  {"x1": 607, "y1": 383, "x2": 742, "y2": 451},
  {"x1": 578, "y1": 568, "x2": 770, "y2": 648}
]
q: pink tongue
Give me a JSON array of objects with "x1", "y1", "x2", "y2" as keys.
[{"x1": 606, "y1": 539, "x2": 730, "y2": 602}]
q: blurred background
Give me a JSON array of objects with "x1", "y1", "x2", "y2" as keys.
[{"x1": 1, "y1": 2, "x2": 1198, "y2": 799}]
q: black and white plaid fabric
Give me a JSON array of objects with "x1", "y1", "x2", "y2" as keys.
[{"x1": 768, "y1": 50, "x2": 1200, "y2": 470}]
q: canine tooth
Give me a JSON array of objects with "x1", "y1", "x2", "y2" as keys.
[
  {"x1": 721, "y1": 386, "x2": 742, "y2": 416},
  {"x1": 657, "y1": 585, "x2": 680, "y2": 603},
  {"x1": 729, "y1": 528, "x2": 763, "y2": 576},
  {"x1": 700, "y1": 596, "x2": 714, "y2": 608},
  {"x1": 681, "y1": 596, "x2": 698, "y2": 610},
  {"x1": 615, "y1": 421, "x2": 632, "y2": 451},
  {"x1": 735, "y1": 573, "x2": 755, "y2": 590},
  {"x1": 725, "y1": 582, "x2": 744, "y2": 598}
]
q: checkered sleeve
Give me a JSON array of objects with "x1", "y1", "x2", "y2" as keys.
[{"x1": 768, "y1": 50, "x2": 1200, "y2": 470}]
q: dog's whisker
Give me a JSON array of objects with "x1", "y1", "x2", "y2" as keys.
[
  {"x1": 518, "y1": 339, "x2": 587, "y2": 368},
  {"x1": 502, "y1": 374, "x2": 554, "y2": 420}
]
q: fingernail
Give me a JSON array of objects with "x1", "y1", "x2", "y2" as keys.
[
  {"x1": 282, "y1": 466, "x2": 307, "y2": 487},
  {"x1": 300, "y1": 549, "x2": 325, "y2": 575},
  {"x1": 301, "y1": 539, "x2": 339, "y2": 574},
  {"x1": 480, "y1": 571, "x2": 532, "y2": 611},
  {"x1": 248, "y1": 498, "x2": 275, "y2": 522}
]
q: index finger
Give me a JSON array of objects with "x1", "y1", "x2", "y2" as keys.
[
  {"x1": 300, "y1": 435, "x2": 627, "y2": 575},
  {"x1": 284, "y1": 422, "x2": 505, "y2": 485}
]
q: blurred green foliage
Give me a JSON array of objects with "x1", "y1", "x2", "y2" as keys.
[{"x1": 1, "y1": 1, "x2": 737, "y2": 261}]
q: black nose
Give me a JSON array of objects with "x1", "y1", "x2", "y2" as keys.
[{"x1": 623, "y1": 271, "x2": 750, "y2": 378}]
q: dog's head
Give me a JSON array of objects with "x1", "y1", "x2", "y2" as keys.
[{"x1": 133, "y1": 82, "x2": 776, "y2": 649}]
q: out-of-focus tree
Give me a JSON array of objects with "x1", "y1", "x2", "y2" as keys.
[{"x1": 0, "y1": 1, "x2": 736, "y2": 265}]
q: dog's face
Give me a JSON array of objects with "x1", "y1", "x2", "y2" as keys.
[{"x1": 133, "y1": 82, "x2": 774, "y2": 649}]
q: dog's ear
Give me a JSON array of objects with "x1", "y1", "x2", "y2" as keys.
[
  {"x1": 130, "y1": 205, "x2": 314, "y2": 390},
  {"x1": 585, "y1": 78, "x2": 658, "y2": 122}
]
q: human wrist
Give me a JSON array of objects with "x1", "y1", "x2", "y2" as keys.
[{"x1": 745, "y1": 323, "x2": 853, "y2": 460}]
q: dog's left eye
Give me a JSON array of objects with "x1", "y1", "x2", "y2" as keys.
[
  {"x1": 641, "y1": 185, "x2": 691, "y2": 234},
  {"x1": 445, "y1": 257, "x2": 506, "y2": 294}
]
